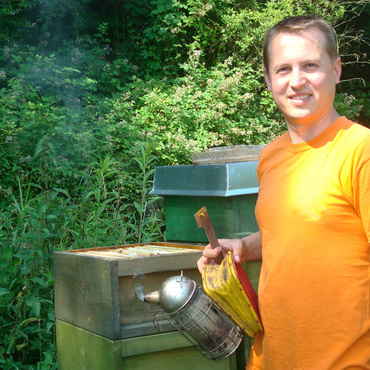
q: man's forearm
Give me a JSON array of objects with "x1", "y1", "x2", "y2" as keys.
[{"x1": 241, "y1": 231, "x2": 262, "y2": 262}]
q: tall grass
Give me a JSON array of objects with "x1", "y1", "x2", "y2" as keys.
[{"x1": 0, "y1": 141, "x2": 164, "y2": 368}]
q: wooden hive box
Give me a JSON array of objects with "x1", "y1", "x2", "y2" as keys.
[
  {"x1": 150, "y1": 163, "x2": 260, "y2": 243},
  {"x1": 53, "y1": 242, "x2": 204, "y2": 340}
]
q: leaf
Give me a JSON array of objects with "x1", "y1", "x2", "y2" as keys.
[
  {"x1": 16, "y1": 342, "x2": 28, "y2": 351},
  {"x1": 146, "y1": 197, "x2": 161, "y2": 206},
  {"x1": 133, "y1": 201, "x2": 142, "y2": 214},
  {"x1": 31, "y1": 277, "x2": 47, "y2": 288},
  {"x1": 20, "y1": 317, "x2": 40, "y2": 327},
  {"x1": 52, "y1": 188, "x2": 70, "y2": 197},
  {"x1": 133, "y1": 157, "x2": 144, "y2": 171},
  {"x1": 104, "y1": 197, "x2": 117, "y2": 205},
  {"x1": 20, "y1": 265, "x2": 31, "y2": 275},
  {"x1": 96, "y1": 204, "x2": 106, "y2": 218},
  {"x1": 60, "y1": 67, "x2": 81, "y2": 74},
  {"x1": 30, "y1": 183, "x2": 43, "y2": 190},
  {"x1": 45, "y1": 214, "x2": 58, "y2": 219},
  {"x1": 85, "y1": 190, "x2": 97, "y2": 200},
  {"x1": 25, "y1": 297, "x2": 41, "y2": 317},
  {"x1": 0, "y1": 287, "x2": 10, "y2": 297}
]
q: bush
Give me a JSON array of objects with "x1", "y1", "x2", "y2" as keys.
[{"x1": 0, "y1": 0, "x2": 368, "y2": 367}]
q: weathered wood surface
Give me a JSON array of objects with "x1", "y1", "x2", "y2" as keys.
[
  {"x1": 54, "y1": 243, "x2": 262, "y2": 368},
  {"x1": 56, "y1": 319, "x2": 235, "y2": 370},
  {"x1": 53, "y1": 243, "x2": 204, "y2": 339},
  {"x1": 76, "y1": 244, "x2": 202, "y2": 259},
  {"x1": 54, "y1": 252, "x2": 121, "y2": 339},
  {"x1": 119, "y1": 268, "x2": 202, "y2": 327}
]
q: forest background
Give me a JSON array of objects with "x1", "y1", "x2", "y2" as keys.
[{"x1": 0, "y1": 0, "x2": 369, "y2": 368}]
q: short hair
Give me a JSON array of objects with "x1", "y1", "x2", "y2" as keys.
[{"x1": 263, "y1": 15, "x2": 338, "y2": 73}]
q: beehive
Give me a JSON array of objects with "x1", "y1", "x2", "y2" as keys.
[
  {"x1": 54, "y1": 242, "x2": 205, "y2": 339},
  {"x1": 54, "y1": 243, "x2": 238, "y2": 369}
]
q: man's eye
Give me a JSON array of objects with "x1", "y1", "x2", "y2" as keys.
[
  {"x1": 277, "y1": 67, "x2": 289, "y2": 74},
  {"x1": 306, "y1": 63, "x2": 318, "y2": 69}
]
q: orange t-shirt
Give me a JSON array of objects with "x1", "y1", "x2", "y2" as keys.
[{"x1": 247, "y1": 117, "x2": 370, "y2": 369}]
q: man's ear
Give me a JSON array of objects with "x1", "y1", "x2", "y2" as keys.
[
  {"x1": 264, "y1": 68, "x2": 272, "y2": 91},
  {"x1": 334, "y1": 57, "x2": 342, "y2": 84}
]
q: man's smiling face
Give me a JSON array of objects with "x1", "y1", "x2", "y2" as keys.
[{"x1": 264, "y1": 29, "x2": 341, "y2": 129}]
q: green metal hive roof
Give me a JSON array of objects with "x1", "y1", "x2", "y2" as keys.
[{"x1": 150, "y1": 162, "x2": 259, "y2": 197}]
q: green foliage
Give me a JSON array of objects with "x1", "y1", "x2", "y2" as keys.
[
  {"x1": 0, "y1": 0, "x2": 368, "y2": 367},
  {"x1": 0, "y1": 143, "x2": 164, "y2": 367},
  {"x1": 0, "y1": 245, "x2": 56, "y2": 368},
  {"x1": 118, "y1": 58, "x2": 285, "y2": 164},
  {"x1": 336, "y1": 80, "x2": 370, "y2": 126}
]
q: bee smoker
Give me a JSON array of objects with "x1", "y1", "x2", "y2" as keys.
[{"x1": 143, "y1": 272, "x2": 243, "y2": 360}]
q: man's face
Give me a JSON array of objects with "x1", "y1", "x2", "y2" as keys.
[{"x1": 264, "y1": 29, "x2": 341, "y2": 127}]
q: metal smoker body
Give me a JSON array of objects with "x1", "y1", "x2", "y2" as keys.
[{"x1": 143, "y1": 272, "x2": 243, "y2": 360}]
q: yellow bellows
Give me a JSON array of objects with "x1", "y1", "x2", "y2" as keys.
[{"x1": 202, "y1": 251, "x2": 263, "y2": 338}]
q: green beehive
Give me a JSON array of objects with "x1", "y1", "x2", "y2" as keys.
[
  {"x1": 150, "y1": 162, "x2": 259, "y2": 242},
  {"x1": 150, "y1": 162, "x2": 262, "y2": 369}
]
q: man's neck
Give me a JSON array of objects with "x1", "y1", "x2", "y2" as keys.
[{"x1": 286, "y1": 110, "x2": 340, "y2": 144}]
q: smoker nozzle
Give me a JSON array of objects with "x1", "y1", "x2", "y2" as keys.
[{"x1": 143, "y1": 290, "x2": 161, "y2": 304}]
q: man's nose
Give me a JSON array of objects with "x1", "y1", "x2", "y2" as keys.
[{"x1": 290, "y1": 68, "x2": 306, "y2": 88}]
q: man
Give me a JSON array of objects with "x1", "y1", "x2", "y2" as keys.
[{"x1": 198, "y1": 16, "x2": 370, "y2": 369}]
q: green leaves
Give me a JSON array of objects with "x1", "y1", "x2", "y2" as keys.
[
  {"x1": 0, "y1": 288, "x2": 11, "y2": 297},
  {"x1": 25, "y1": 298, "x2": 41, "y2": 318},
  {"x1": 0, "y1": 0, "x2": 368, "y2": 367}
]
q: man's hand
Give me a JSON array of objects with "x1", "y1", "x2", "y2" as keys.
[{"x1": 197, "y1": 232, "x2": 262, "y2": 273}]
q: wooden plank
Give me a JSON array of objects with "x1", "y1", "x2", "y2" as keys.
[
  {"x1": 80, "y1": 245, "x2": 201, "y2": 260},
  {"x1": 58, "y1": 242, "x2": 204, "y2": 277},
  {"x1": 53, "y1": 244, "x2": 261, "y2": 348},
  {"x1": 53, "y1": 243, "x2": 204, "y2": 339},
  {"x1": 56, "y1": 320, "x2": 236, "y2": 370},
  {"x1": 122, "y1": 346, "x2": 235, "y2": 370},
  {"x1": 121, "y1": 331, "x2": 192, "y2": 357},
  {"x1": 116, "y1": 252, "x2": 202, "y2": 276},
  {"x1": 118, "y1": 268, "x2": 202, "y2": 328},
  {"x1": 53, "y1": 252, "x2": 121, "y2": 340},
  {"x1": 120, "y1": 320, "x2": 175, "y2": 339},
  {"x1": 68, "y1": 242, "x2": 204, "y2": 254},
  {"x1": 56, "y1": 320, "x2": 122, "y2": 370}
]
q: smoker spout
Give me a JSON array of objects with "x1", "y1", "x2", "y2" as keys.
[{"x1": 143, "y1": 290, "x2": 161, "y2": 304}]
